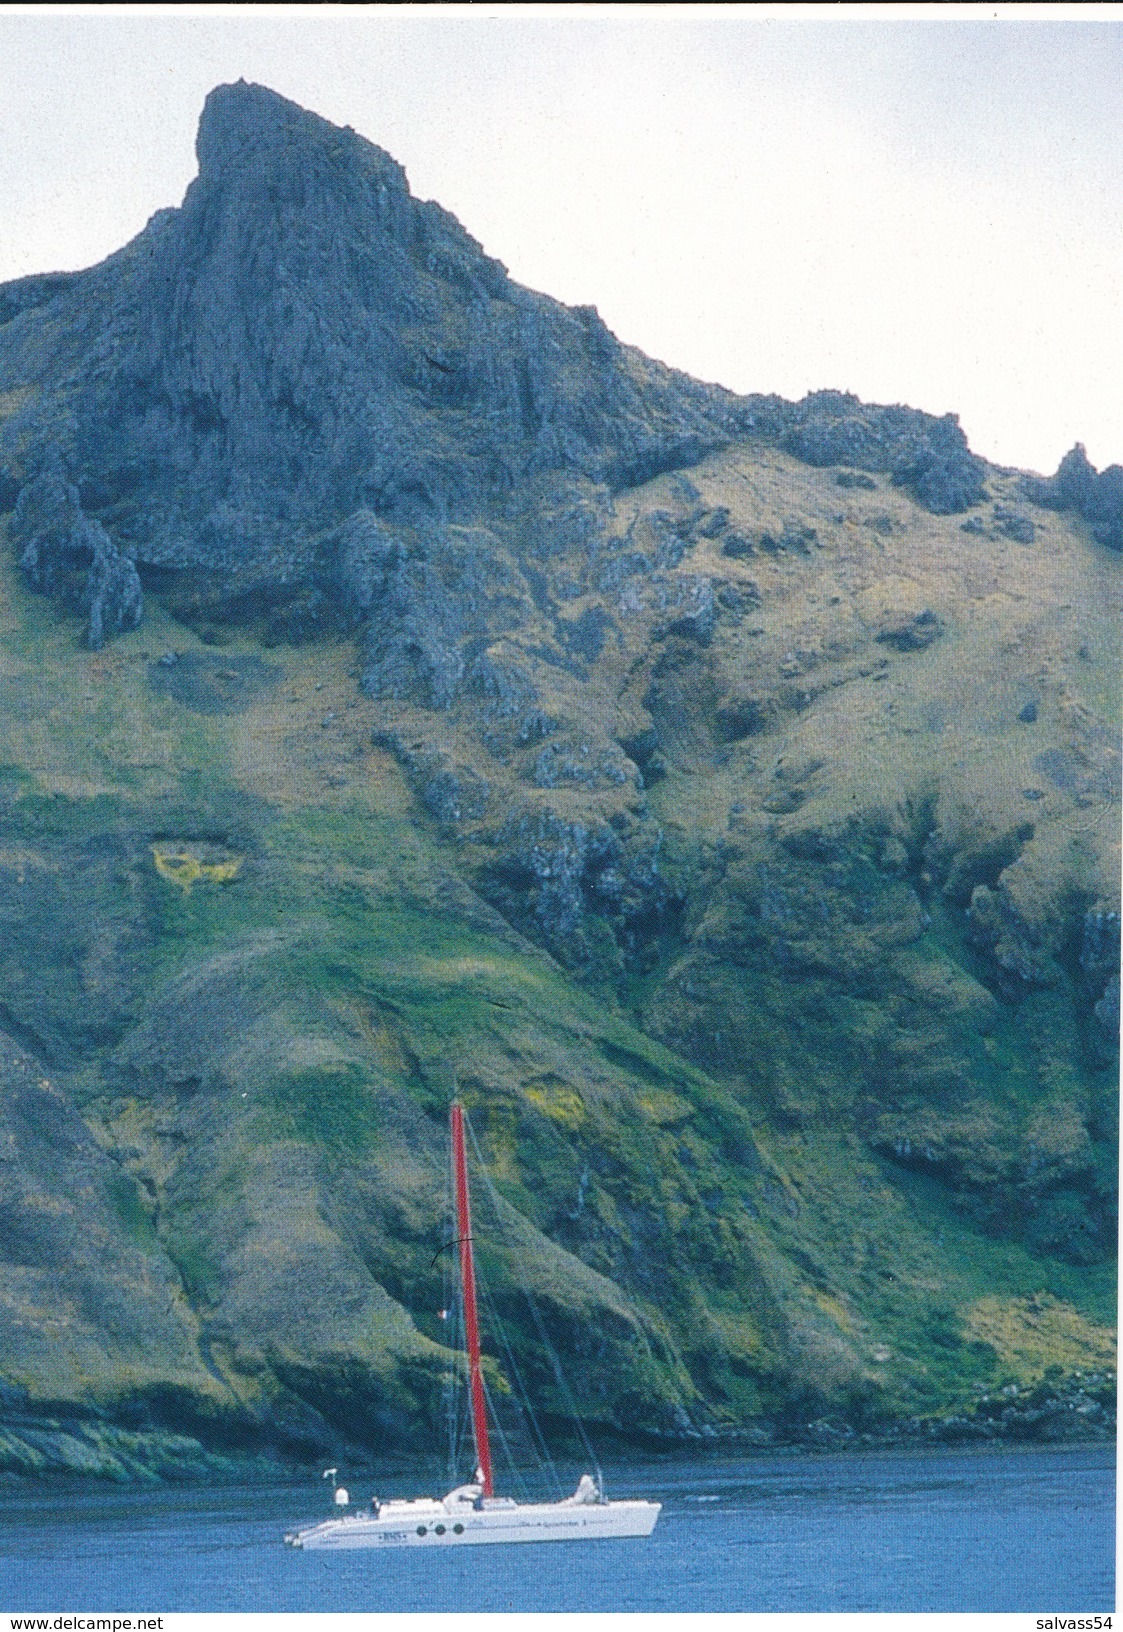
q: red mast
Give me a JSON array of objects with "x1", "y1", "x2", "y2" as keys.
[{"x1": 450, "y1": 1101, "x2": 493, "y2": 1498}]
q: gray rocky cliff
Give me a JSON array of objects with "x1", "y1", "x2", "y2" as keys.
[
  {"x1": 0, "y1": 81, "x2": 989, "y2": 650},
  {"x1": 0, "y1": 81, "x2": 744, "y2": 637}
]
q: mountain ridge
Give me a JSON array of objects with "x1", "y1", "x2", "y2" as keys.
[
  {"x1": 0, "y1": 81, "x2": 1116, "y2": 1480},
  {"x1": 1, "y1": 80, "x2": 1001, "y2": 653}
]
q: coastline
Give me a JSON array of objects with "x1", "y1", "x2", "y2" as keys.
[{"x1": 1, "y1": 1369, "x2": 1113, "y2": 1486}]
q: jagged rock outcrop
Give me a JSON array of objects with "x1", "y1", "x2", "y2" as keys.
[
  {"x1": 1023, "y1": 443, "x2": 1123, "y2": 550},
  {"x1": 773, "y1": 390, "x2": 986, "y2": 513},
  {"x1": 11, "y1": 459, "x2": 142, "y2": 648}
]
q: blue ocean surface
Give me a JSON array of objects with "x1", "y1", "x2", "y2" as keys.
[{"x1": 0, "y1": 1443, "x2": 1113, "y2": 1614}]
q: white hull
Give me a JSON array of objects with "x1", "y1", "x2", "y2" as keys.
[{"x1": 286, "y1": 1492, "x2": 660, "y2": 1549}]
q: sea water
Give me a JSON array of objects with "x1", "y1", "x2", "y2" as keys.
[{"x1": 0, "y1": 1444, "x2": 1113, "y2": 1614}]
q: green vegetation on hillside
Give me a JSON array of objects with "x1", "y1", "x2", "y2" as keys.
[{"x1": 0, "y1": 446, "x2": 1116, "y2": 1478}]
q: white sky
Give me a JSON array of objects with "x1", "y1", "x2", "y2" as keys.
[{"x1": 0, "y1": 5, "x2": 1119, "y2": 475}]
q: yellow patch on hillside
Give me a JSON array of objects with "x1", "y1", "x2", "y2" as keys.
[
  {"x1": 707, "y1": 1306, "x2": 771, "y2": 1363},
  {"x1": 961, "y1": 1294, "x2": 1116, "y2": 1378},
  {"x1": 809, "y1": 1287, "x2": 858, "y2": 1335},
  {"x1": 524, "y1": 1080, "x2": 586, "y2": 1130},
  {"x1": 637, "y1": 1088, "x2": 692, "y2": 1127},
  {"x1": 152, "y1": 845, "x2": 242, "y2": 893}
]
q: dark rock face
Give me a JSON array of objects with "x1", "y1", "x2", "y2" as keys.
[
  {"x1": 876, "y1": 608, "x2": 943, "y2": 652},
  {"x1": 776, "y1": 390, "x2": 986, "y2": 513},
  {"x1": 0, "y1": 271, "x2": 85, "y2": 328},
  {"x1": 11, "y1": 460, "x2": 142, "y2": 648},
  {"x1": 483, "y1": 805, "x2": 676, "y2": 968},
  {"x1": 1081, "y1": 905, "x2": 1122, "y2": 1044},
  {"x1": 0, "y1": 82, "x2": 741, "y2": 633},
  {"x1": 1023, "y1": 443, "x2": 1123, "y2": 550},
  {"x1": 1051, "y1": 444, "x2": 1100, "y2": 511},
  {"x1": 0, "y1": 82, "x2": 992, "y2": 650},
  {"x1": 992, "y1": 504, "x2": 1035, "y2": 544}
]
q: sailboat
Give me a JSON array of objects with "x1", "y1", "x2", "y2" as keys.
[{"x1": 284, "y1": 1101, "x2": 661, "y2": 1549}]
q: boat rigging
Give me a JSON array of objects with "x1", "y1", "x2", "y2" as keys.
[{"x1": 284, "y1": 1099, "x2": 660, "y2": 1549}]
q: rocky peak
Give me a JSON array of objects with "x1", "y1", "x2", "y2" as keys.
[
  {"x1": 1022, "y1": 442, "x2": 1123, "y2": 551},
  {"x1": 195, "y1": 80, "x2": 401, "y2": 183},
  {"x1": 0, "y1": 80, "x2": 1000, "y2": 653},
  {"x1": 189, "y1": 81, "x2": 416, "y2": 267},
  {"x1": 0, "y1": 80, "x2": 741, "y2": 635}
]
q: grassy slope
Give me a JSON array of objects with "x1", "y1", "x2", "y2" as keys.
[
  {"x1": 0, "y1": 542, "x2": 770, "y2": 1446},
  {"x1": 628, "y1": 445, "x2": 1118, "y2": 1411},
  {"x1": 0, "y1": 444, "x2": 1116, "y2": 1470}
]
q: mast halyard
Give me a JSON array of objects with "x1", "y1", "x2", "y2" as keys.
[{"x1": 450, "y1": 1100, "x2": 494, "y2": 1498}]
